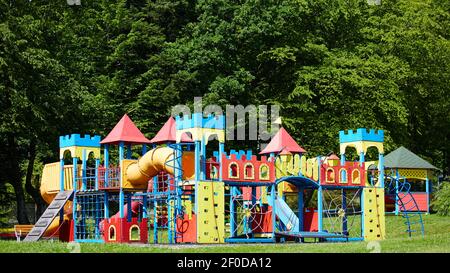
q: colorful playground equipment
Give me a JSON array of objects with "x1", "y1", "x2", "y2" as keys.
[{"x1": 23, "y1": 112, "x2": 425, "y2": 244}]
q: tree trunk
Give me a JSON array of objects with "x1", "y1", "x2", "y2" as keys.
[
  {"x1": 6, "y1": 134, "x2": 30, "y2": 224},
  {"x1": 24, "y1": 139, "x2": 47, "y2": 222}
]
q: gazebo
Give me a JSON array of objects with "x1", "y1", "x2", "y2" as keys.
[{"x1": 383, "y1": 146, "x2": 438, "y2": 214}]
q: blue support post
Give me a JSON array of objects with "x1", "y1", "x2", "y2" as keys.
[
  {"x1": 60, "y1": 158, "x2": 65, "y2": 191},
  {"x1": 81, "y1": 149, "x2": 87, "y2": 191},
  {"x1": 426, "y1": 176, "x2": 430, "y2": 214},
  {"x1": 104, "y1": 144, "x2": 109, "y2": 187},
  {"x1": 104, "y1": 192, "x2": 109, "y2": 219},
  {"x1": 153, "y1": 199, "x2": 158, "y2": 243},
  {"x1": 142, "y1": 144, "x2": 147, "y2": 155},
  {"x1": 72, "y1": 157, "x2": 78, "y2": 240},
  {"x1": 342, "y1": 189, "x2": 348, "y2": 234},
  {"x1": 143, "y1": 195, "x2": 148, "y2": 218},
  {"x1": 378, "y1": 153, "x2": 385, "y2": 188},
  {"x1": 360, "y1": 189, "x2": 364, "y2": 237},
  {"x1": 168, "y1": 199, "x2": 172, "y2": 243},
  {"x1": 317, "y1": 156, "x2": 323, "y2": 232},
  {"x1": 230, "y1": 186, "x2": 236, "y2": 238},
  {"x1": 127, "y1": 193, "x2": 132, "y2": 222},
  {"x1": 317, "y1": 186, "x2": 323, "y2": 232},
  {"x1": 194, "y1": 141, "x2": 201, "y2": 180},
  {"x1": 95, "y1": 158, "x2": 100, "y2": 190},
  {"x1": 201, "y1": 138, "x2": 206, "y2": 180},
  {"x1": 271, "y1": 185, "x2": 276, "y2": 238},
  {"x1": 395, "y1": 169, "x2": 399, "y2": 216},
  {"x1": 219, "y1": 142, "x2": 224, "y2": 181},
  {"x1": 359, "y1": 152, "x2": 365, "y2": 167},
  {"x1": 119, "y1": 142, "x2": 124, "y2": 161},
  {"x1": 340, "y1": 154, "x2": 346, "y2": 166},
  {"x1": 127, "y1": 144, "x2": 132, "y2": 159},
  {"x1": 298, "y1": 189, "x2": 303, "y2": 232},
  {"x1": 119, "y1": 190, "x2": 125, "y2": 218}
]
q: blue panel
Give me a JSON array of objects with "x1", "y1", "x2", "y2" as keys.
[
  {"x1": 175, "y1": 113, "x2": 225, "y2": 130},
  {"x1": 339, "y1": 128, "x2": 384, "y2": 143},
  {"x1": 59, "y1": 134, "x2": 101, "y2": 148}
]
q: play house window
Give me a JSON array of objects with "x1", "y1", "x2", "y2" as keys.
[
  {"x1": 129, "y1": 225, "x2": 140, "y2": 241},
  {"x1": 326, "y1": 168, "x2": 335, "y2": 183},
  {"x1": 340, "y1": 169, "x2": 347, "y2": 183},
  {"x1": 244, "y1": 163, "x2": 254, "y2": 179},
  {"x1": 259, "y1": 164, "x2": 270, "y2": 180},
  {"x1": 352, "y1": 169, "x2": 361, "y2": 184},
  {"x1": 108, "y1": 226, "x2": 116, "y2": 241},
  {"x1": 210, "y1": 165, "x2": 219, "y2": 179},
  {"x1": 229, "y1": 163, "x2": 239, "y2": 178}
]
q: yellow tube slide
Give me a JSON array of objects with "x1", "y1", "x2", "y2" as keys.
[{"x1": 126, "y1": 146, "x2": 194, "y2": 187}]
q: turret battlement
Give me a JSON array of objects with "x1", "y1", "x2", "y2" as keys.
[
  {"x1": 339, "y1": 128, "x2": 384, "y2": 143},
  {"x1": 175, "y1": 113, "x2": 225, "y2": 130},
  {"x1": 59, "y1": 134, "x2": 101, "y2": 148}
]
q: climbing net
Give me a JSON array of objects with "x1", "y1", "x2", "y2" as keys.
[
  {"x1": 227, "y1": 185, "x2": 273, "y2": 239},
  {"x1": 321, "y1": 188, "x2": 362, "y2": 237}
]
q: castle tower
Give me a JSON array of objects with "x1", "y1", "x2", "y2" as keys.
[
  {"x1": 59, "y1": 134, "x2": 101, "y2": 191},
  {"x1": 339, "y1": 128, "x2": 385, "y2": 241}
]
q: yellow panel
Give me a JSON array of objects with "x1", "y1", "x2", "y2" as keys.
[
  {"x1": 122, "y1": 159, "x2": 146, "y2": 190},
  {"x1": 40, "y1": 162, "x2": 79, "y2": 204},
  {"x1": 398, "y1": 169, "x2": 428, "y2": 180},
  {"x1": 300, "y1": 155, "x2": 307, "y2": 176},
  {"x1": 340, "y1": 141, "x2": 384, "y2": 155},
  {"x1": 176, "y1": 128, "x2": 225, "y2": 143},
  {"x1": 196, "y1": 181, "x2": 225, "y2": 243},
  {"x1": 59, "y1": 146, "x2": 101, "y2": 159},
  {"x1": 363, "y1": 187, "x2": 385, "y2": 241}
]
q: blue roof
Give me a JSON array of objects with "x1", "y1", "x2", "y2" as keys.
[{"x1": 275, "y1": 176, "x2": 320, "y2": 189}]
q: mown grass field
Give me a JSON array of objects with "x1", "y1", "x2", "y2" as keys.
[{"x1": 0, "y1": 214, "x2": 449, "y2": 253}]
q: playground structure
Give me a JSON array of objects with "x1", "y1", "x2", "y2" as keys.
[{"x1": 23, "y1": 112, "x2": 425, "y2": 244}]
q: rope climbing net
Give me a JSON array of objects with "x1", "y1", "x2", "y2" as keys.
[{"x1": 321, "y1": 188, "x2": 362, "y2": 237}]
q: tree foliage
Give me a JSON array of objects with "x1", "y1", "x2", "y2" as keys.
[{"x1": 0, "y1": 0, "x2": 449, "y2": 223}]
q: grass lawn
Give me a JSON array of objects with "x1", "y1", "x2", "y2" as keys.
[{"x1": 0, "y1": 214, "x2": 449, "y2": 253}]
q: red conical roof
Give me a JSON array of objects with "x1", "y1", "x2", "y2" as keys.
[
  {"x1": 328, "y1": 154, "x2": 340, "y2": 160},
  {"x1": 100, "y1": 114, "x2": 151, "y2": 145},
  {"x1": 259, "y1": 127, "x2": 306, "y2": 154},
  {"x1": 150, "y1": 117, "x2": 193, "y2": 144}
]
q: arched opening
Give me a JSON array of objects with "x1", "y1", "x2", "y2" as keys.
[
  {"x1": 326, "y1": 168, "x2": 335, "y2": 183},
  {"x1": 108, "y1": 225, "x2": 116, "y2": 241},
  {"x1": 129, "y1": 225, "x2": 140, "y2": 241},
  {"x1": 352, "y1": 169, "x2": 361, "y2": 184},
  {"x1": 229, "y1": 163, "x2": 239, "y2": 178},
  {"x1": 365, "y1": 146, "x2": 380, "y2": 162},
  {"x1": 63, "y1": 150, "x2": 72, "y2": 165},
  {"x1": 340, "y1": 169, "x2": 348, "y2": 183},
  {"x1": 259, "y1": 164, "x2": 270, "y2": 180},
  {"x1": 344, "y1": 146, "x2": 360, "y2": 162},
  {"x1": 244, "y1": 163, "x2": 254, "y2": 179}
]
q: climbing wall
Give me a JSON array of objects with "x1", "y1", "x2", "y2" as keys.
[
  {"x1": 196, "y1": 181, "x2": 225, "y2": 243},
  {"x1": 363, "y1": 187, "x2": 385, "y2": 241}
]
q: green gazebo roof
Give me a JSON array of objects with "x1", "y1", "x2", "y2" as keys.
[{"x1": 384, "y1": 146, "x2": 437, "y2": 170}]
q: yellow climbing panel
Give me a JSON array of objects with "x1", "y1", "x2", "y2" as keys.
[
  {"x1": 196, "y1": 181, "x2": 225, "y2": 243},
  {"x1": 363, "y1": 187, "x2": 385, "y2": 241}
]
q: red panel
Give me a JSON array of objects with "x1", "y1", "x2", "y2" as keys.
[
  {"x1": 221, "y1": 153, "x2": 275, "y2": 182},
  {"x1": 103, "y1": 218, "x2": 148, "y2": 243},
  {"x1": 303, "y1": 208, "x2": 318, "y2": 232},
  {"x1": 398, "y1": 193, "x2": 428, "y2": 211},
  {"x1": 251, "y1": 206, "x2": 273, "y2": 233},
  {"x1": 176, "y1": 214, "x2": 197, "y2": 243},
  {"x1": 320, "y1": 162, "x2": 366, "y2": 187}
]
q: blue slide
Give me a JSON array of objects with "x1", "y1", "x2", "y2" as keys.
[{"x1": 274, "y1": 198, "x2": 300, "y2": 232}]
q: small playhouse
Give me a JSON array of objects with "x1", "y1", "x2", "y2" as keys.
[{"x1": 382, "y1": 146, "x2": 438, "y2": 214}]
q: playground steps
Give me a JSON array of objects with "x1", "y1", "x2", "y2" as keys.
[
  {"x1": 274, "y1": 198, "x2": 300, "y2": 232},
  {"x1": 23, "y1": 190, "x2": 74, "y2": 242},
  {"x1": 387, "y1": 176, "x2": 425, "y2": 237}
]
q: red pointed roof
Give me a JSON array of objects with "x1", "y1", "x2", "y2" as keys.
[
  {"x1": 328, "y1": 154, "x2": 340, "y2": 160},
  {"x1": 260, "y1": 127, "x2": 306, "y2": 155},
  {"x1": 100, "y1": 114, "x2": 151, "y2": 145},
  {"x1": 150, "y1": 117, "x2": 193, "y2": 144}
]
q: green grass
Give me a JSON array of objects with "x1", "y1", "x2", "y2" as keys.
[{"x1": 0, "y1": 214, "x2": 449, "y2": 253}]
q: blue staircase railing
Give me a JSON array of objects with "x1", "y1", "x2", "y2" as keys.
[{"x1": 387, "y1": 176, "x2": 425, "y2": 237}]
